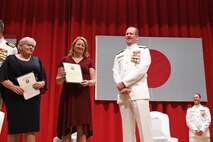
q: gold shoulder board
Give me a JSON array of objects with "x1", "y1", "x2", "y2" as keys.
[
  {"x1": 6, "y1": 42, "x2": 16, "y2": 48},
  {"x1": 139, "y1": 45, "x2": 147, "y2": 49},
  {"x1": 116, "y1": 50, "x2": 124, "y2": 55}
]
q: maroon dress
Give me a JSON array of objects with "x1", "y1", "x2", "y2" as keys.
[{"x1": 57, "y1": 55, "x2": 94, "y2": 138}]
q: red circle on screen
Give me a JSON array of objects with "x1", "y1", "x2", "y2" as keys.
[{"x1": 147, "y1": 49, "x2": 171, "y2": 88}]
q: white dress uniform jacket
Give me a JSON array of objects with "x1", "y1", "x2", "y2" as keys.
[
  {"x1": 0, "y1": 38, "x2": 17, "y2": 67},
  {"x1": 113, "y1": 43, "x2": 151, "y2": 103},
  {"x1": 0, "y1": 38, "x2": 17, "y2": 109},
  {"x1": 186, "y1": 104, "x2": 211, "y2": 138}
]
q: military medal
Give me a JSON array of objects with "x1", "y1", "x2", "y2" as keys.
[
  {"x1": 131, "y1": 50, "x2": 140, "y2": 65},
  {"x1": 0, "y1": 48, "x2": 8, "y2": 63}
]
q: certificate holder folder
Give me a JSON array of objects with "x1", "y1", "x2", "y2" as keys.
[
  {"x1": 62, "y1": 62, "x2": 83, "y2": 83},
  {"x1": 17, "y1": 72, "x2": 40, "y2": 100}
]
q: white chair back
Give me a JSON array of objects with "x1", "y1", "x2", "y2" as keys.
[
  {"x1": 150, "y1": 111, "x2": 171, "y2": 137},
  {"x1": 150, "y1": 111, "x2": 179, "y2": 142}
]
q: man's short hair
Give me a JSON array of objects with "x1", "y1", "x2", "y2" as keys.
[
  {"x1": 0, "y1": 19, "x2": 4, "y2": 32},
  {"x1": 194, "y1": 92, "x2": 201, "y2": 98},
  {"x1": 134, "y1": 27, "x2": 139, "y2": 36}
]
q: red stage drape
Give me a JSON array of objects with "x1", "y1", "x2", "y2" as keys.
[{"x1": 0, "y1": 0, "x2": 213, "y2": 142}]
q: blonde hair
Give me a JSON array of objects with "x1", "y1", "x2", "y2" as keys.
[{"x1": 69, "y1": 36, "x2": 89, "y2": 57}]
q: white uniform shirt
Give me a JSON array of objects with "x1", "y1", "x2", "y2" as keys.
[
  {"x1": 113, "y1": 43, "x2": 151, "y2": 103},
  {"x1": 0, "y1": 38, "x2": 17, "y2": 67},
  {"x1": 186, "y1": 104, "x2": 211, "y2": 138}
]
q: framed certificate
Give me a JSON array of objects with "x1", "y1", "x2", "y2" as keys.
[
  {"x1": 63, "y1": 62, "x2": 83, "y2": 83},
  {"x1": 17, "y1": 72, "x2": 40, "y2": 100}
]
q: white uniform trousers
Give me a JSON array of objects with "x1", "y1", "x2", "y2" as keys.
[
  {"x1": 119, "y1": 99, "x2": 153, "y2": 142},
  {"x1": 189, "y1": 137, "x2": 210, "y2": 142}
]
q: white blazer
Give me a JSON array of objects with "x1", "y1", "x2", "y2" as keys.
[{"x1": 113, "y1": 43, "x2": 151, "y2": 104}]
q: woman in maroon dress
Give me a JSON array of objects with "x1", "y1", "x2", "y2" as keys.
[{"x1": 56, "y1": 36, "x2": 96, "y2": 142}]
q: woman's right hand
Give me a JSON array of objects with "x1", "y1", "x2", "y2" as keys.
[
  {"x1": 11, "y1": 85, "x2": 24, "y2": 95},
  {"x1": 56, "y1": 67, "x2": 66, "y2": 84},
  {"x1": 1, "y1": 80, "x2": 24, "y2": 95}
]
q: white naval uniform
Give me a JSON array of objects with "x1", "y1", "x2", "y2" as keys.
[
  {"x1": 113, "y1": 43, "x2": 153, "y2": 142},
  {"x1": 0, "y1": 38, "x2": 17, "y2": 66},
  {"x1": 186, "y1": 104, "x2": 211, "y2": 142},
  {"x1": 0, "y1": 38, "x2": 18, "y2": 109}
]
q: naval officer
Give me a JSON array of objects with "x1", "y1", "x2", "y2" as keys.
[
  {"x1": 186, "y1": 93, "x2": 211, "y2": 142},
  {"x1": 113, "y1": 27, "x2": 153, "y2": 142},
  {"x1": 0, "y1": 19, "x2": 18, "y2": 109}
]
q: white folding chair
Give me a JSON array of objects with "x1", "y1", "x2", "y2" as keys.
[{"x1": 150, "y1": 111, "x2": 178, "y2": 142}]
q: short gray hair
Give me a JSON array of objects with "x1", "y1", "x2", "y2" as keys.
[
  {"x1": 18, "y1": 37, "x2": 36, "y2": 47},
  {"x1": 0, "y1": 19, "x2": 4, "y2": 33}
]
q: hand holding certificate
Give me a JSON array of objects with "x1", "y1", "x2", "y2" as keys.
[
  {"x1": 17, "y1": 72, "x2": 40, "y2": 100},
  {"x1": 63, "y1": 62, "x2": 83, "y2": 83}
]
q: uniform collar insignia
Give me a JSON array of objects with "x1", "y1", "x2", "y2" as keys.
[{"x1": 117, "y1": 55, "x2": 124, "y2": 59}]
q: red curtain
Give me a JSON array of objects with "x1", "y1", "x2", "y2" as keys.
[{"x1": 0, "y1": 0, "x2": 213, "y2": 141}]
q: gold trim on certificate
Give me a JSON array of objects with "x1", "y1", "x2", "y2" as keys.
[
  {"x1": 63, "y1": 62, "x2": 83, "y2": 83},
  {"x1": 17, "y1": 72, "x2": 40, "y2": 100}
]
